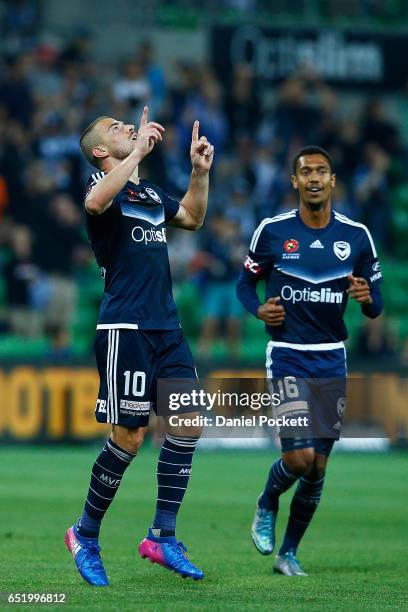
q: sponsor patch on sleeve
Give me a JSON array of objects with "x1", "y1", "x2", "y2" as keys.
[{"x1": 244, "y1": 255, "x2": 262, "y2": 274}]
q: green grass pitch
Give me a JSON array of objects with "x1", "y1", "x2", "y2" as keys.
[{"x1": 0, "y1": 445, "x2": 407, "y2": 611}]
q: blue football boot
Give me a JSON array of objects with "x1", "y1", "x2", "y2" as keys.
[
  {"x1": 139, "y1": 529, "x2": 204, "y2": 580},
  {"x1": 251, "y1": 504, "x2": 277, "y2": 555},
  {"x1": 64, "y1": 526, "x2": 109, "y2": 586},
  {"x1": 273, "y1": 550, "x2": 308, "y2": 576}
]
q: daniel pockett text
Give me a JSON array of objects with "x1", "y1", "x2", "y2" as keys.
[{"x1": 167, "y1": 413, "x2": 309, "y2": 429}]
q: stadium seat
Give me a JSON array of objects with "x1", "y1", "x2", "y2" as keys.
[{"x1": 0, "y1": 334, "x2": 49, "y2": 360}]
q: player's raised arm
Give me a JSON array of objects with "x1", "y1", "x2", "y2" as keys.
[
  {"x1": 169, "y1": 120, "x2": 214, "y2": 230},
  {"x1": 85, "y1": 107, "x2": 164, "y2": 215}
]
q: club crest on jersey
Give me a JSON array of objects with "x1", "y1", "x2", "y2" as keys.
[
  {"x1": 145, "y1": 187, "x2": 162, "y2": 203},
  {"x1": 333, "y1": 241, "x2": 351, "y2": 261},
  {"x1": 337, "y1": 397, "x2": 346, "y2": 417}
]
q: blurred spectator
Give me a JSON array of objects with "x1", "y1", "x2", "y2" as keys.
[
  {"x1": 225, "y1": 64, "x2": 261, "y2": 143},
  {"x1": 33, "y1": 193, "x2": 85, "y2": 331},
  {"x1": 352, "y1": 143, "x2": 391, "y2": 248},
  {"x1": 1, "y1": 0, "x2": 40, "y2": 54},
  {"x1": 112, "y1": 58, "x2": 151, "y2": 123},
  {"x1": 356, "y1": 315, "x2": 398, "y2": 360},
  {"x1": 197, "y1": 216, "x2": 245, "y2": 356},
  {"x1": 335, "y1": 120, "x2": 363, "y2": 183},
  {"x1": 251, "y1": 144, "x2": 286, "y2": 218},
  {"x1": 332, "y1": 179, "x2": 354, "y2": 218},
  {"x1": 60, "y1": 28, "x2": 94, "y2": 66},
  {"x1": 0, "y1": 55, "x2": 34, "y2": 127},
  {"x1": 3, "y1": 225, "x2": 42, "y2": 336},
  {"x1": 43, "y1": 324, "x2": 74, "y2": 363},
  {"x1": 169, "y1": 61, "x2": 198, "y2": 119},
  {"x1": 223, "y1": 178, "x2": 256, "y2": 241},
  {"x1": 362, "y1": 99, "x2": 402, "y2": 157},
  {"x1": 137, "y1": 40, "x2": 166, "y2": 117},
  {"x1": 274, "y1": 76, "x2": 320, "y2": 157},
  {"x1": 146, "y1": 124, "x2": 191, "y2": 197}
]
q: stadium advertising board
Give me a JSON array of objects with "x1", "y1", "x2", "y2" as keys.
[
  {"x1": 0, "y1": 367, "x2": 407, "y2": 442},
  {"x1": 211, "y1": 25, "x2": 408, "y2": 89},
  {"x1": 0, "y1": 367, "x2": 109, "y2": 442}
]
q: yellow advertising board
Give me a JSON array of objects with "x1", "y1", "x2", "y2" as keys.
[
  {"x1": 0, "y1": 367, "x2": 109, "y2": 441},
  {"x1": 0, "y1": 367, "x2": 407, "y2": 441}
]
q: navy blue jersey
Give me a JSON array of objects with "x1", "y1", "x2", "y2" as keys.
[
  {"x1": 237, "y1": 209, "x2": 383, "y2": 344},
  {"x1": 85, "y1": 172, "x2": 180, "y2": 330}
]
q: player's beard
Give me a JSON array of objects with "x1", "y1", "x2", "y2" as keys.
[{"x1": 112, "y1": 139, "x2": 136, "y2": 160}]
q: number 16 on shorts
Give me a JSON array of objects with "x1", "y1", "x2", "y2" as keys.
[{"x1": 269, "y1": 376, "x2": 310, "y2": 425}]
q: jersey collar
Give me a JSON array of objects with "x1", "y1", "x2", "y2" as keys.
[{"x1": 295, "y1": 209, "x2": 335, "y2": 234}]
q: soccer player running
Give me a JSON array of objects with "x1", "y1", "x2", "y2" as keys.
[
  {"x1": 65, "y1": 107, "x2": 214, "y2": 586},
  {"x1": 237, "y1": 146, "x2": 383, "y2": 576}
]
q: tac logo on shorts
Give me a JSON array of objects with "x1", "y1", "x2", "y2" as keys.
[
  {"x1": 283, "y1": 239, "x2": 299, "y2": 253},
  {"x1": 145, "y1": 187, "x2": 162, "y2": 203},
  {"x1": 120, "y1": 399, "x2": 151, "y2": 412},
  {"x1": 337, "y1": 397, "x2": 346, "y2": 417},
  {"x1": 333, "y1": 241, "x2": 351, "y2": 261}
]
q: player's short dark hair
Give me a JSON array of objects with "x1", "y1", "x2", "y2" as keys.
[
  {"x1": 79, "y1": 116, "x2": 109, "y2": 168},
  {"x1": 292, "y1": 146, "x2": 333, "y2": 174}
]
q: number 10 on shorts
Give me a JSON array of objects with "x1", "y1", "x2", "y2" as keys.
[{"x1": 123, "y1": 370, "x2": 146, "y2": 397}]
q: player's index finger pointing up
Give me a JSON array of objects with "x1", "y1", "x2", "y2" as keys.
[
  {"x1": 192, "y1": 120, "x2": 199, "y2": 142},
  {"x1": 140, "y1": 106, "x2": 148, "y2": 128}
]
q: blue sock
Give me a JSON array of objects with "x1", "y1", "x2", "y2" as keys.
[
  {"x1": 258, "y1": 458, "x2": 299, "y2": 511},
  {"x1": 279, "y1": 475, "x2": 325, "y2": 555},
  {"x1": 152, "y1": 434, "x2": 199, "y2": 538},
  {"x1": 76, "y1": 438, "x2": 136, "y2": 538}
]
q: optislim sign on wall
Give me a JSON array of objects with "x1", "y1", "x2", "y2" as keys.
[{"x1": 211, "y1": 25, "x2": 408, "y2": 90}]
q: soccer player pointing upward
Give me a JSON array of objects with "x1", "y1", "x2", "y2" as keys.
[
  {"x1": 237, "y1": 146, "x2": 383, "y2": 576},
  {"x1": 65, "y1": 108, "x2": 214, "y2": 586}
]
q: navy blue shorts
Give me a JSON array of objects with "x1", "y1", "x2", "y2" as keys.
[
  {"x1": 94, "y1": 329, "x2": 196, "y2": 427},
  {"x1": 266, "y1": 341, "x2": 347, "y2": 456}
]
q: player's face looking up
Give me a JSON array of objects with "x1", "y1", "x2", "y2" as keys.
[
  {"x1": 291, "y1": 154, "x2": 336, "y2": 211},
  {"x1": 97, "y1": 117, "x2": 137, "y2": 160},
  {"x1": 88, "y1": 117, "x2": 137, "y2": 166}
]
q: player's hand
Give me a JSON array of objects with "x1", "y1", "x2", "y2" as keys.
[
  {"x1": 257, "y1": 297, "x2": 286, "y2": 326},
  {"x1": 190, "y1": 121, "x2": 214, "y2": 173},
  {"x1": 132, "y1": 106, "x2": 165, "y2": 158},
  {"x1": 347, "y1": 273, "x2": 373, "y2": 304}
]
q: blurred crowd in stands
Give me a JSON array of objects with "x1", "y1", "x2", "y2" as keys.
[{"x1": 0, "y1": 0, "x2": 408, "y2": 363}]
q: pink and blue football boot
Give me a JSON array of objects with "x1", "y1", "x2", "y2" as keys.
[
  {"x1": 64, "y1": 526, "x2": 109, "y2": 587},
  {"x1": 138, "y1": 529, "x2": 204, "y2": 580}
]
